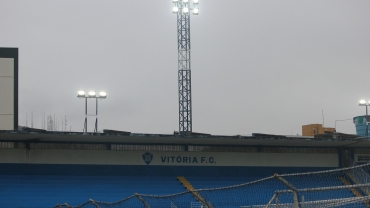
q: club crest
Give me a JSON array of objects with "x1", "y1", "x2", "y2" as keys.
[{"x1": 142, "y1": 152, "x2": 153, "y2": 165}]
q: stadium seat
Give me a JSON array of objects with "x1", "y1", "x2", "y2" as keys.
[{"x1": 0, "y1": 175, "x2": 185, "y2": 208}]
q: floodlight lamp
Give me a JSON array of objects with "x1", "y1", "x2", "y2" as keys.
[
  {"x1": 183, "y1": 7, "x2": 189, "y2": 13},
  {"x1": 193, "y1": 8, "x2": 199, "y2": 15},
  {"x1": 99, "y1": 91, "x2": 107, "y2": 98},
  {"x1": 172, "y1": 0, "x2": 178, "y2": 2},
  {"x1": 360, "y1": 100, "x2": 367, "y2": 106},
  {"x1": 88, "y1": 91, "x2": 96, "y2": 97},
  {"x1": 77, "y1": 90, "x2": 86, "y2": 97},
  {"x1": 183, "y1": 0, "x2": 189, "y2": 3},
  {"x1": 173, "y1": 6, "x2": 179, "y2": 13},
  {"x1": 193, "y1": 0, "x2": 199, "y2": 4}
]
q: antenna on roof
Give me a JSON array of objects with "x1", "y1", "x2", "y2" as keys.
[
  {"x1": 31, "y1": 111, "x2": 33, "y2": 128},
  {"x1": 322, "y1": 109, "x2": 325, "y2": 127},
  {"x1": 43, "y1": 112, "x2": 45, "y2": 129},
  {"x1": 65, "y1": 115, "x2": 67, "y2": 132}
]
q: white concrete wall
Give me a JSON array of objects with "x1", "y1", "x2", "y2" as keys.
[
  {"x1": 0, "y1": 149, "x2": 338, "y2": 167},
  {"x1": 0, "y1": 58, "x2": 14, "y2": 130}
]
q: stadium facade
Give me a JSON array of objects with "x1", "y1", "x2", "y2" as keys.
[
  {"x1": 0, "y1": 131, "x2": 370, "y2": 177},
  {"x1": 1, "y1": 130, "x2": 370, "y2": 207}
]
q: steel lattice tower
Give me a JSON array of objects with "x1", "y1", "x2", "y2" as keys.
[{"x1": 172, "y1": 0, "x2": 198, "y2": 133}]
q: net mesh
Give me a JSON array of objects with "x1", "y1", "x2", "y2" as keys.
[{"x1": 55, "y1": 163, "x2": 370, "y2": 208}]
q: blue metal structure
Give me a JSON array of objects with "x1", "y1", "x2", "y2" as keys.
[{"x1": 353, "y1": 115, "x2": 370, "y2": 137}]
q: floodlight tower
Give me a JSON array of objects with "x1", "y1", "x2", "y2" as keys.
[{"x1": 172, "y1": 0, "x2": 199, "y2": 134}]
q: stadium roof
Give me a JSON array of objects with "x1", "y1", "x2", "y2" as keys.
[{"x1": 1, "y1": 129, "x2": 370, "y2": 148}]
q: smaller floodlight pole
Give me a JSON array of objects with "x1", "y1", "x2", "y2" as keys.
[
  {"x1": 85, "y1": 97, "x2": 87, "y2": 133},
  {"x1": 77, "y1": 91, "x2": 107, "y2": 134},
  {"x1": 172, "y1": 0, "x2": 199, "y2": 134},
  {"x1": 95, "y1": 97, "x2": 98, "y2": 133},
  {"x1": 359, "y1": 100, "x2": 369, "y2": 138}
]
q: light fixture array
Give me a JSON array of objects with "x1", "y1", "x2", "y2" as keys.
[
  {"x1": 77, "y1": 90, "x2": 107, "y2": 99},
  {"x1": 172, "y1": 0, "x2": 199, "y2": 15}
]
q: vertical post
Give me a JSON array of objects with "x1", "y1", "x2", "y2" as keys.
[
  {"x1": 94, "y1": 98, "x2": 98, "y2": 133},
  {"x1": 84, "y1": 97, "x2": 87, "y2": 134},
  {"x1": 366, "y1": 105, "x2": 368, "y2": 138}
]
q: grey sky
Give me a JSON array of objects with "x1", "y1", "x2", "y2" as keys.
[{"x1": 1, "y1": 0, "x2": 369, "y2": 135}]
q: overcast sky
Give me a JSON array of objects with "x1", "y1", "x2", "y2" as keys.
[{"x1": 1, "y1": 0, "x2": 369, "y2": 135}]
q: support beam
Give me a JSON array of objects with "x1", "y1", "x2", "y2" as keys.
[{"x1": 274, "y1": 173, "x2": 301, "y2": 208}]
